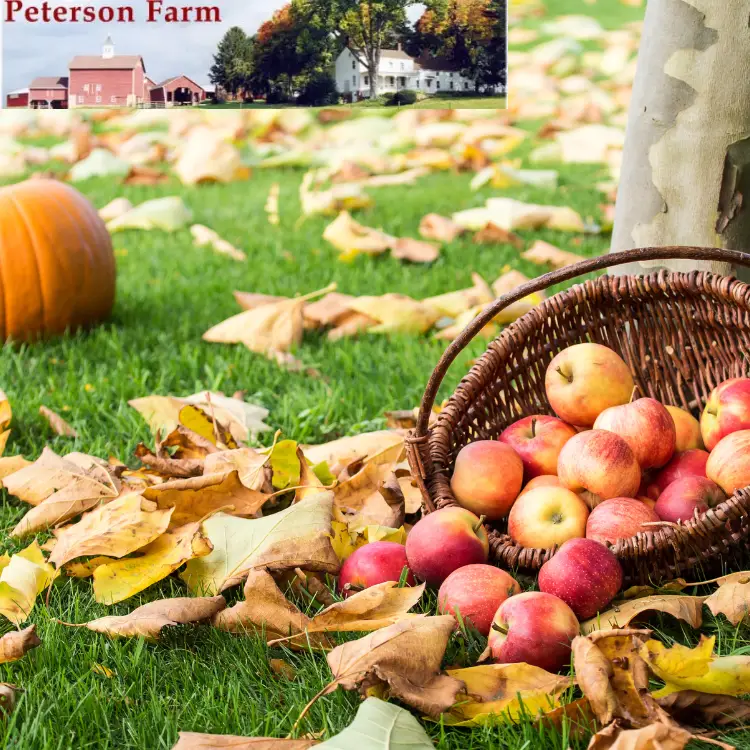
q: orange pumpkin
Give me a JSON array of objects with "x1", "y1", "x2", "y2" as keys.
[{"x1": 0, "y1": 179, "x2": 115, "y2": 341}]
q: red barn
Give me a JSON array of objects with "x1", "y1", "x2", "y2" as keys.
[
  {"x1": 6, "y1": 89, "x2": 29, "y2": 108},
  {"x1": 68, "y1": 37, "x2": 147, "y2": 107},
  {"x1": 29, "y1": 77, "x2": 68, "y2": 108},
  {"x1": 149, "y1": 75, "x2": 206, "y2": 106}
]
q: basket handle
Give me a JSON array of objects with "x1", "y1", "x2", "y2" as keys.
[{"x1": 414, "y1": 245, "x2": 750, "y2": 438}]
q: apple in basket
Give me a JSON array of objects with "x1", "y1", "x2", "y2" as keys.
[
  {"x1": 498, "y1": 415, "x2": 577, "y2": 480},
  {"x1": 665, "y1": 405, "x2": 704, "y2": 452},
  {"x1": 518, "y1": 475, "x2": 563, "y2": 496},
  {"x1": 507, "y1": 486, "x2": 588, "y2": 548},
  {"x1": 585, "y1": 497, "x2": 661, "y2": 545},
  {"x1": 701, "y1": 378, "x2": 750, "y2": 451},
  {"x1": 544, "y1": 343, "x2": 634, "y2": 427},
  {"x1": 651, "y1": 449, "x2": 709, "y2": 496},
  {"x1": 337, "y1": 542, "x2": 416, "y2": 597},
  {"x1": 593, "y1": 397, "x2": 676, "y2": 470},
  {"x1": 538, "y1": 538, "x2": 623, "y2": 620},
  {"x1": 706, "y1": 430, "x2": 750, "y2": 496},
  {"x1": 488, "y1": 591, "x2": 579, "y2": 673},
  {"x1": 450, "y1": 440, "x2": 523, "y2": 521},
  {"x1": 438, "y1": 564, "x2": 521, "y2": 636},
  {"x1": 405, "y1": 506, "x2": 489, "y2": 587},
  {"x1": 654, "y1": 476, "x2": 725, "y2": 524}
]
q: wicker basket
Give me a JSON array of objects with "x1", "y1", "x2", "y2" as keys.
[{"x1": 406, "y1": 246, "x2": 750, "y2": 587}]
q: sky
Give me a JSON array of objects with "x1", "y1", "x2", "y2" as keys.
[{"x1": 3, "y1": 0, "x2": 425, "y2": 95}]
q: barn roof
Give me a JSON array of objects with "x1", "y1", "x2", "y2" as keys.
[
  {"x1": 152, "y1": 74, "x2": 205, "y2": 92},
  {"x1": 8, "y1": 88, "x2": 29, "y2": 95},
  {"x1": 30, "y1": 76, "x2": 69, "y2": 89},
  {"x1": 69, "y1": 55, "x2": 145, "y2": 71}
]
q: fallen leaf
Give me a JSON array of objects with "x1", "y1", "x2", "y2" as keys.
[
  {"x1": 172, "y1": 734, "x2": 316, "y2": 750},
  {"x1": 69, "y1": 148, "x2": 130, "y2": 181},
  {"x1": 64, "y1": 556, "x2": 114, "y2": 578},
  {"x1": 0, "y1": 541, "x2": 57, "y2": 625},
  {"x1": 91, "y1": 663, "x2": 115, "y2": 678},
  {"x1": 93, "y1": 521, "x2": 213, "y2": 604},
  {"x1": 182, "y1": 491, "x2": 339, "y2": 594},
  {"x1": 124, "y1": 165, "x2": 169, "y2": 186},
  {"x1": 98, "y1": 197, "x2": 133, "y2": 222},
  {"x1": 0, "y1": 625, "x2": 41, "y2": 663},
  {"x1": 705, "y1": 579, "x2": 750, "y2": 625},
  {"x1": 301, "y1": 431, "x2": 404, "y2": 469},
  {"x1": 49, "y1": 493, "x2": 174, "y2": 568},
  {"x1": 0, "y1": 684, "x2": 21, "y2": 718},
  {"x1": 234, "y1": 292, "x2": 287, "y2": 311},
  {"x1": 582, "y1": 596, "x2": 705, "y2": 634},
  {"x1": 266, "y1": 439, "x2": 301, "y2": 489},
  {"x1": 472, "y1": 222, "x2": 524, "y2": 247},
  {"x1": 173, "y1": 126, "x2": 248, "y2": 185},
  {"x1": 522, "y1": 240, "x2": 585, "y2": 269},
  {"x1": 265, "y1": 183, "x2": 280, "y2": 225},
  {"x1": 178, "y1": 404, "x2": 237, "y2": 450},
  {"x1": 302, "y1": 292, "x2": 357, "y2": 328},
  {"x1": 422, "y1": 273, "x2": 494, "y2": 318},
  {"x1": 106, "y1": 196, "x2": 193, "y2": 233},
  {"x1": 316, "y1": 697, "x2": 434, "y2": 749},
  {"x1": 657, "y1": 690, "x2": 750, "y2": 726},
  {"x1": 444, "y1": 662, "x2": 571, "y2": 725},
  {"x1": 0, "y1": 456, "x2": 30, "y2": 482},
  {"x1": 203, "y1": 449, "x2": 272, "y2": 493},
  {"x1": 295, "y1": 448, "x2": 326, "y2": 503},
  {"x1": 300, "y1": 171, "x2": 372, "y2": 216},
  {"x1": 39, "y1": 406, "x2": 78, "y2": 438},
  {"x1": 587, "y1": 721, "x2": 691, "y2": 750},
  {"x1": 191, "y1": 224, "x2": 246, "y2": 262},
  {"x1": 325, "y1": 615, "x2": 463, "y2": 717},
  {"x1": 418, "y1": 213, "x2": 465, "y2": 243},
  {"x1": 322, "y1": 211, "x2": 392, "y2": 257},
  {"x1": 269, "y1": 659, "x2": 296, "y2": 681},
  {"x1": 389, "y1": 237, "x2": 439, "y2": 263},
  {"x1": 74, "y1": 596, "x2": 226, "y2": 641},
  {"x1": 347, "y1": 295, "x2": 440, "y2": 335},
  {"x1": 0, "y1": 391, "x2": 11, "y2": 432}
]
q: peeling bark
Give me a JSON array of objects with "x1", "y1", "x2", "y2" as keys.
[{"x1": 610, "y1": 0, "x2": 750, "y2": 277}]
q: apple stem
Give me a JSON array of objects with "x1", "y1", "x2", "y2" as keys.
[
  {"x1": 473, "y1": 515, "x2": 487, "y2": 533},
  {"x1": 491, "y1": 622, "x2": 509, "y2": 635},
  {"x1": 556, "y1": 366, "x2": 573, "y2": 384},
  {"x1": 531, "y1": 418, "x2": 537, "y2": 438}
]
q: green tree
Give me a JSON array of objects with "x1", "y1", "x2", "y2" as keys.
[{"x1": 209, "y1": 26, "x2": 254, "y2": 98}]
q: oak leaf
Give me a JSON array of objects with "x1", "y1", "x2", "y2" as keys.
[
  {"x1": 93, "y1": 521, "x2": 213, "y2": 604},
  {"x1": 39, "y1": 406, "x2": 78, "y2": 438},
  {"x1": 0, "y1": 625, "x2": 41, "y2": 663},
  {"x1": 182, "y1": 491, "x2": 339, "y2": 595},
  {"x1": 582, "y1": 596, "x2": 705, "y2": 634},
  {"x1": 325, "y1": 615, "x2": 463, "y2": 717},
  {"x1": 49, "y1": 493, "x2": 174, "y2": 568},
  {"x1": 172, "y1": 734, "x2": 316, "y2": 750}
]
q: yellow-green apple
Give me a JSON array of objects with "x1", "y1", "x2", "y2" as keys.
[
  {"x1": 545, "y1": 343, "x2": 634, "y2": 427},
  {"x1": 498, "y1": 415, "x2": 577, "y2": 480},
  {"x1": 508, "y1": 486, "x2": 588, "y2": 548},
  {"x1": 488, "y1": 591, "x2": 580, "y2": 672},
  {"x1": 651, "y1": 449, "x2": 709, "y2": 496},
  {"x1": 519, "y1": 475, "x2": 562, "y2": 496},
  {"x1": 538, "y1": 538, "x2": 623, "y2": 619},
  {"x1": 666, "y1": 405, "x2": 704, "y2": 451},
  {"x1": 337, "y1": 541, "x2": 416, "y2": 597},
  {"x1": 405, "y1": 507, "x2": 489, "y2": 587},
  {"x1": 593, "y1": 398, "x2": 676, "y2": 469},
  {"x1": 585, "y1": 497, "x2": 660, "y2": 545},
  {"x1": 706, "y1": 430, "x2": 750, "y2": 496},
  {"x1": 654, "y1": 476, "x2": 725, "y2": 524},
  {"x1": 438, "y1": 564, "x2": 521, "y2": 636},
  {"x1": 557, "y1": 430, "x2": 641, "y2": 507},
  {"x1": 450, "y1": 440, "x2": 523, "y2": 520},
  {"x1": 701, "y1": 378, "x2": 750, "y2": 451}
]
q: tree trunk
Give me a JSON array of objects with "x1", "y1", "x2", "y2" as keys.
[
  {"x1": 368, "y1": 57, "x2": 378, "y2": 98},
  {"x1": 609, "y1": 0, "x2": 750, "y2": 278}
]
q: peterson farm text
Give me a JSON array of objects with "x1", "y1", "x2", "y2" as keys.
[{"x1": 5, "y1": 0, "x2": 221, "y2": 22}]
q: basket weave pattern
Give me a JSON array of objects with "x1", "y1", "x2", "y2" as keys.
[{"x1": 407, "y1": 248, "x2": 750, "y2": 586}]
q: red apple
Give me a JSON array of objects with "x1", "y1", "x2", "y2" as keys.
[
  {"x1": 706, "y1": 430, "x2": 750, "y2": 496},
  {"x1": 519, "y1": 475, "x2": 562, "y2": 496},
  {"x1": 405, "y1": 507, "x2": 489, "y2": 587},
  {"x1": 585, "y1": 497, "x2": 661, "y2": 545},
  {"x1": 665, "y1": 405, "x2": 704, "y2": 451},
  {"x1": 701, "y1": 378, "x2": 750, "y2": 451},
  {"x1": 651, "y1": 449, "x2": 709, "y2": 496},
  {"x1": 337, "y1": 542, "x2": 416, "y2": 597},
  {"x1": 538, "y1": 538, "x2": 623, "y2": 619},
  {"x1": 508, "y1": 486, "x2": 588, "y2": 548},
  {"x1": 557, "y1": 430, "x2": 641, "y2": 507},
  {"x1": 654, "y1": 476, "x2": 725, "y2": 524},
  {"x1": 593, "y1": 398, "x2": 676, "y2": 469},
  {"x1": 545, "y1": 343, "x2": 634, "y2": 427},
  {"x1": 499, "y1": 415, "x2": 577, "y2": 480},
  {"x1": 438, "y1": 564, "x2": 521, "y2": 636},
  {"x1": 488, "y1": 591, "x2": 580, "y2": 672},
  {"x1": 451, "y1": 441, "x2": 523, "y2": 521}
]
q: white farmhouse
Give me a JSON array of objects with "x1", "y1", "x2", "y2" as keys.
[{"x1": 334, "y1": 46, "x2": 486, "y2": 99}]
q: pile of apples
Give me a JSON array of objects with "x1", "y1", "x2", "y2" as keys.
[{"x1": 337, "y1": 342, "x2": 750, "y2": 673}]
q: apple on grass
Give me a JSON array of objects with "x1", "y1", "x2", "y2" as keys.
[
  {"x1": 450, "y1": 440, "x2": 523, "y2": 521},
  {"x1": 585, "y1": 497, "x2": 661, "y2": 545},
  {"x1": 499, "y1": 415, "x2": 576, "y2": 480},
  {"x1": 544, "y1": 342, "x2": 634, "y2": 427},
  {"x1": 665, "y1": 405, "x2": 704, "y2": 451},
  {"x1": 706, "y1": 430, "x2": 750, "y2": 496},
  {"x1": 337, "y1": 542, "x2": 416, "y2": 597},
  {"x1": 654, "y1": 476, "x2": 725, "y2": 524},
  {"x1": 538, "y1": 538, "x2": 623, "y2": 619},
  {"x1": 593, "y1": 397, "x2": 676, "y2": 469},
  {"x1": 405, "y1": 506, "x2": 489, "y2": 587},
  {"x1": 508, "y1": 486, "x2": 588, "y2": 548},
  {"x1": 438, "y1": 565, "x2": 520, "y2": 636},
  {"x1": 557, "y1": 430, "x2": 641, "y2": 507},
  {"x1": 701, "y1": 378, "x2": 750, "y2": 451},
  {"x1": 651, "y1": 449, "x2": 709, "y2": 496},
  {"x1": 488, "y1": 591, "x2": 580, "y2": 673}
]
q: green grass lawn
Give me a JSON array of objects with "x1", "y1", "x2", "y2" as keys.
[{"x1": 202, "y1": 95, "x2": 506, "y2": 110}]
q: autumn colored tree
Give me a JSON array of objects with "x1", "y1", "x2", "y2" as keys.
[{"x1": 209, "y1": 26, "x2": 254, "y2": 99}]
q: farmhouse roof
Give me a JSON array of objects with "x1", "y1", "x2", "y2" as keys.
[
  {"x1": 69, "y1": 55, "x2": 145, "y2": 71},
  {"x1": 380, "y1": 48, "x2": 412, "y2": 60},
  {"x1": 30, "y1": 76, "x2": 68, "y2": 89},
  {"x1": 414, "y1": 53, "x2": 461, "y2": 72}
]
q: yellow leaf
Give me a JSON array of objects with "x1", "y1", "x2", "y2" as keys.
[
  {"x1": 93, "y1": 521, "x2": 214, "y2": 604},
  {"x1": 521, "y1": 240, "x2": 586, "y2": 270},
  {"x1": 301, "y1": 431, "x2": 404, "y2": 470},
  {"x1": 39, "y1": 406, "x2": 78, "y2": 438},
  {"x1": 347, "y1": 294, "x2": 440, "y2": 335},
  {"x1": 190, "y1": 224, "x2": 246, "y2": 262},
  {"x1": 295, "y1": 448, "x2": 326, "y2": 503},
  {"x1": 0, "y1": 541, "x2": 57, "y2": 625},
  {"x1": 64, "y1": 556, "x2": 114, "y2": 579},
  {"x1": 322, "y1": 211, "x2": 392, "y2": 257},
  {"x1": 264, "y1": 440, "x2": 300, "y2": 489},
  {"x1": 0, "y1": 390, "x2": 11, "y2": 432},
  {"x1": 178, "y1": 405, "x2": 237, "y2": 449},
  {"x1": 91, "y1": 664, "x2": 115, "y2": 678},
  {"x1": 582, "y1": 595, "x2": 705, "y2": 634},
  {"x1": 422, "y1": 273, "x2": 494, "y2": 318}
]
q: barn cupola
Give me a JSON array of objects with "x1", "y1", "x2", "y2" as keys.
[{"x1": 102, "y1": 35, "x2": 114, "y2": 59}]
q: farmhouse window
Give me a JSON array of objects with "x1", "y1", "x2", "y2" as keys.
[
  {"x1": 416, "y1": 80, "x2": 419, "y2": 87},
  {"x1": 96, "y1": 84, "x2": 102, "y2": 93},
  {"x1": 95, "y1": 96, "x2": 102, "y2": 103},
  {"x1": 83, "y1": 84, "x2": 89, "y2": 93},
  {"x1": 364, "y1": 75, "x2": 369, "y2": 85},
  {"x1": 427, "y1": 79, "x2": 431, "y2": 88},
  {"x1": 46, "y1": 90, "x2": 51, "y2": 97},
  {"x1": 352, "y1": 75, "x2": 356, "y2": 85},
  {"x1": 111, "y1": 96, "x2": 117, "y2": 103},
  {"x1": 352, "y1": 60, "x2": 355, "y2": 69},
  {"x1": 436, "y1": 80, "x2": 440, "y2": 89},
  {"x1": 450, "y1": 81, "x2": 454, "y2": 89},
  {"x1": 400, "y1": 62, "x2": 404, "y2": 70},
  {"x1": 464, "y1": 82, "x2": 469, "y2": 90}
]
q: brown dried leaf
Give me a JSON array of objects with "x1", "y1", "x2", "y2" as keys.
[
  {"x1": 0, "y1": 625, "x2": 41, "y2": 663},
  {"x1": 327, "y1": 312, "x2": 378, "y2": 340},
  {"x1": 80, "y1": 595, "x2": 226, "y2": 641},
  {"x1": 233, "y1": 292, "x2": 286, "y2": 311},
  {"x1": 171, "y1": 734, "x2": 316, "y2": 750},
  {"x1": 204, "y1": 449, "x2": 272, "y2": 493},
  {"x1": 0, "y1": 684, "x2": 20, "y2": 718},
  {"x1": 39, "y1": 406, "x2": 78, "y2": 438},
  {"x1": 418, "y1": 213, "x2": 465, "y2": 243},
  {"x1": 303, "y1": 292, "x2": 357, "y2": 328},
  {"x1": 191, "y1": 224, "x2": 246, "y2": 262},
  {"x1": 301, "y1": 432, "x2": 405, "y2": 470},
  {"x1": 135, "y1": 444, "x2": 203, "y2": 478},
  {"x1": 705, "y1": 579, "x2": 750, "y2": 625},
  {"x1": 124, "y1": 166, "x2": 169, "y2": 186},
  {"x1": 472, "y1": 222, "x2": 523, "y2": 247},
  {"x1": 582, "y1": 596, "x2": 705, "y2": 634},
  {"x1": 588, "y1": 721, "x2": 691, "y2": 750},
  {"x1": 522, "y1": 240, "x2": 585, "y2": 269},
  {"x1": 270, "y1": 659, "x2": 297, "y2": 681},
  {"x1": 657, "y1": 690, "x2": 750, "y2": 727},
  {"x1": 325, "y1": 615, "x2": 463, "y2": 717},
  {"x1": 0, "y1": 456, "x2": 30, "y2": 482},
  {"x1": 390, "y1": 237, "x2": 439, "y2": 263}
]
